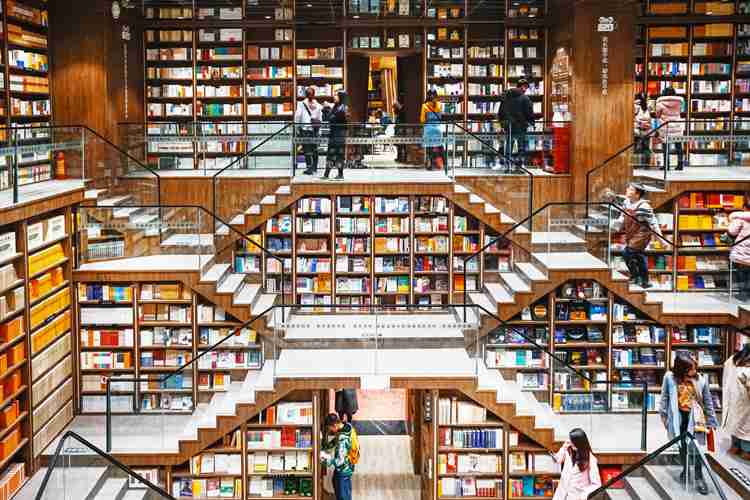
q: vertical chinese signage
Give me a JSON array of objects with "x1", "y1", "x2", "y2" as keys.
[{"x1": 597, "y1": 17, "x2": 616, "y2": 96}]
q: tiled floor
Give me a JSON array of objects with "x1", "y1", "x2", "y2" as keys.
[{"x1": 350, "y1": 436, "x2": 421, "y2": 500}]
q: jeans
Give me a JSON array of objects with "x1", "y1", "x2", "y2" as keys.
[
  {"x1": 623, "y1": 247, "x2": 648, "y2": 283},
  {"x1": 732, "y1": 435, "x2": 750, "y2": 452},
  {"x1": 333, "y1": 472, "x2": 352, "y2": 500},
  {"x1": 506, "y1": 128, "x2": 528, "y2": 168},
  {"x1": 679, "y1": 410, "x2": 703, "y2": 480}
]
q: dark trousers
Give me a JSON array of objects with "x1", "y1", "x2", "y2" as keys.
[
  {"x1": 506, "y1": 128, "x2": 528, "y2": 168},
  {"x1": 663, "y1": 142, "x2": 684, "y2": 170},
  {"x1": 333, "y1": 472, "x2": 352, "y2": 500},
  {"x1": 635, "y1": 134, "x2": 652, "y2": 167},
  {"x1": 679, "y1": 410, "x2": 703, "y2": 480},
  {"x1": 734, "y1": 262, "x2": 750, "y2": 298},
  {"x1": 324, "y1": 142, "x2": 345, "y2": 178},
  {"x1": 623, "y1": 246, "x2": 648, "y2": 283},
  {"x1": 302, "y1": 130, "x2": 319, "y2": 172}
]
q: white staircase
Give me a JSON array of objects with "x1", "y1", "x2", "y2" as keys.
[{"x1": 453, "y1": 184, "x2": 529, "y2": 234}]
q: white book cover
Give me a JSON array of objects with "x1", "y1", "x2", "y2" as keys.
[
  {"x1": 27, "y1": 222, "x2": 43, "y2": 249},
  {"x1": 0, "y1": 232, "x2": 16, "y2": 259}
]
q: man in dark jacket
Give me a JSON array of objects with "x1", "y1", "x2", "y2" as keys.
[{"x1": 499, "y1": 79, "x2": 536, "y2": 169}]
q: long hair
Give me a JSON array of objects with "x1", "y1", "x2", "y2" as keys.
[
  {"x1": 662, "y1": 86, "x2": 676, "y2": 97},
  {"x1": 733, "y1": 343, "x2": 750, "y2": 366},
  {"x1": 569, "y1": 428, "x2": 592, "y2": 471},
  {"x1": 425, "y1": 89, "x2": 438, "y2": 103},
  {"x1": 673, "y1": 352, "x2": 697, "y2": 382}
]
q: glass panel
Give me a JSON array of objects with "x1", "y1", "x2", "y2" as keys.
[
  {"x1": 37, "y1": 433, "x2": 171, "y2": 500},
  {"x1": 589, "y1": 433, "x2": 729, "y2": 499}
]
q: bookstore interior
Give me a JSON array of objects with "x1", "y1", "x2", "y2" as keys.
[{"x1": 4, "y1": 0, "x2": 750, "y2": 499}]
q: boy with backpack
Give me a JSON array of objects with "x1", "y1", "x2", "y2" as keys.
[{"x1": 322, "y1": 413, "x2": 360, "y2": 500}]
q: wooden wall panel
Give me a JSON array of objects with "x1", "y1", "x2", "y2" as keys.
[
  {"x1": 549, "y1": 0, "x2": 638, "y2": 201},
  {"x1": 49, "y1": 0, "x2": 144, "y2": 141}
]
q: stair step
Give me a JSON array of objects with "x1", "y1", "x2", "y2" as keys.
[
  {"x1": 217, "y1": 273, "x2": 245, "y2": 294},
  {"x1": 499, "y1": 272, "x2": 531, "y2": 293},
  {"x1": 84, "y1": 189, "x2": 107, "y2": 200},
  {"x1": 485, "y1": 283, "x2": 515, "y2": 304},
  {"x1": 276, "y1": 185, "x2": 291, "y2": 195},
  {"x1": 516, "y1": 262, "x2": 547, "y2": 282},
  {"x1": 260, "y1": 195, "x2": 276, "y2": 205},
  {"x1": 532, "y1": 252, "x2": 608, "y2": 270},
  {"x1": 484, "y1": 203, "x2": 500, "y2": 214},
  {"x1": 201, "y1": 263, "x2": 230, "y2": 283},
  {"x1": 229, "y1": 214, "x2": 244, "y2": 225},
  {"x1": 469, "y1": 292, "x2": 496, "y2": 315},
  {"x1": 216, "y1": 223, "x2": 230, "y2": 236},
  {"x1": 121, "y1": 489, "x2": 151, "y2": 500},
  {"x1": 92, "y1": 477, "x2": 128, "y2": 500},
  {"x1": 98, "y1": 195, "x2": 133, "y2": 207},
  {"x1": 112, "y1": 207, "x2": 140, "y2": 219},
  {"x1": 454, "y1": 184, "x2": 470, "y2": 194},
  {"x1": 626, "y1": 475, "x2": 667, "y2": 500},
  {"x1": 469, "y1": 193, "x2": 485, "y2": 204},
  {"x1": 501, "y1": 213, "x2": 516, "y2": 224},
  {"x1": 245, "y1": 204, "x2": 261, "y2": 215},
  {"x1": 234, "y1": 283, "x2": 260, "y2": 305},
  {"x1": 253, "y1": 293, "x2": 278, "y2": 315},
  {"x1": 605, "y1": 487, "x2": 635, "y2": 500}
]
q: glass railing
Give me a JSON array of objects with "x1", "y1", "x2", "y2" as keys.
[
  {"x1": 0, "y1": 125, "x2": 160, "y2": 207},
  {"x1": 588, "y1": 432, "x2": 728, "y2": 499},
  {"x1": 77, "y1": 204, "x2": 289, "y2": 298},
  {"x1": 36, "y1": 431, "x2": 172, "y2": 500},
  {"x1": 587, "y1": 117, "x2": 750, "y2": 207}
]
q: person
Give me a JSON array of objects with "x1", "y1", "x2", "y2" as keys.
[
  {"x1": 294, "y1": 87, "x2": 322, "y2": 175},
  {"x1": 612, "y1": 182, "x2": 662, "y2": 289},
  {"x1": 634, "y1": 93, "x2": 652, "y2": 167},
  {"x1": 393, "y1": 100, "x2": 407, "y2": 163},
  {"x1": 727, "y1": 196, "x2": 750, "y2": 302},
  {"x1": 499, "y1": 78, "x2": 535, "y2": 168},
  {"x1": 655, "y1": 86, "x2": 685, "y2": 170},
  {"x1": 323, "y1": 413, "x2": 355, "y2": 500},
  {"x1": 323, "y1": 90, "x2": 348, "y2": 181},
  {"x1": 335, "y1": 389, "x2": 358, "y2": 423},
  {"x1": 659, "y1": 353, "x2": 718, "y2": 495},
  {"x1": 421, "y1": 89, "x2": 444, "y2": 171},
  {"x1": 552, "y1": 428, "x2": 601, "y2": 500},
  {"x1": 379, "y1": 109, "x2": 393, "y2": 127},
  {"x1": 722, "y1": 343, "x2": 750, "y2": 461},
  {"x1": 367, "y1": 110, "x2": 379, "y2": 125}
]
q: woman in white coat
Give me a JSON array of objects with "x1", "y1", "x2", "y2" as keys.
[
  {"x1": 723, "y1": 343, "x2": 750, "y2": 460},
  {"x1": 552, "y1": 428, "x2": 601, "y2": 500}
]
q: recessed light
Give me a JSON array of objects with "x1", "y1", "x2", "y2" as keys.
[
  {"x1": 307, "y1": 3, "x2": 312, "y2": 6},
  {"x1": 265, "y1": 15, "x2": 271, "y2": 19},
  {"x1": 353, "y1": 15, "x2": 359, "y2": 18}
]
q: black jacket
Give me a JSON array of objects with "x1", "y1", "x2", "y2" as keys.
[
  {"x1": 500, "y1": 88, "x2": 535, "y2": 129},
  {"x1": 327, "y1": 103, "x2": 348, "y2": 145},
  {"x1": 335, "y1": 389, "x2": 358, "y2": 416}
]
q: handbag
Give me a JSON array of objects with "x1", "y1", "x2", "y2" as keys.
[{"x1": 691, "y1": 379, "x2": 707, "y2": 434}]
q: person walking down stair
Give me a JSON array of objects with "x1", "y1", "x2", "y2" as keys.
[
  {"x1": 323, "y1": 90, "x2": 349, "y2": 181},
  {"x1": 611, "y1": 183, "x2": 662, "y2": 289},
  {"x1": 660, "y1": 353, "x2": 719, "y2": 495},
  {"x1": 323, "y1": 413, "x2": 358, "y2": 500},
  {"x1": 723, "y1": 343, "x2": 750, "y2": 461}
]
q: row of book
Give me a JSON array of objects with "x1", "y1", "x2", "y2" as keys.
[
  {"x1": 438, "y1": 428, "x2": 503, "y2": 449},
  {"x1": 438, "y1": 453, "x2": 502, "y2": 474},
  {"x1": 247, "y1": 427, "x2": 312, "y2": 449}
]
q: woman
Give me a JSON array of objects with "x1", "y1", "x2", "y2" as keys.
[
  {"x1": 323, "y1": 90, "x2": 348, "y2": 181},
  {"x1": 552, "y1": 428, "x2": 601, "y2": 500},
  {"x1": 655, "y1": 87, "x2": 685, "y2": 170},
  {"x1": 723, "y1": 343, "x2": 750, "y2": 461},
  {"x1": 634, "y1": 93, "x2": 652, "y2": 167},
  {"x1": 393, "y1": 100, "x2": 407, "y2": 163},
  {"x1": 660, "y1": 353, "x2": 718, "y2": 495},
  {"x1": 420, "y1": 89, "x2": 444, "y2": 171},
  {"x1": 728, "y1": 196, "x2": 750, "y2": 302}
]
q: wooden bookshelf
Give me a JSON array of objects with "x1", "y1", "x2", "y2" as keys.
[
  {"x1": 168, "y1": 395, "x2": 318, "y2": 499},
  {"x1": 1, "y1": 0, "x2": 53, "y2": 190}
]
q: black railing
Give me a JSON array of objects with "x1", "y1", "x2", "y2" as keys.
[{"x1": 36, "y1": 431, "x2": 174, "y2": 500}]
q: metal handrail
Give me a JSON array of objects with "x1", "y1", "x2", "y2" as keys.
[{"x1": 35, "y1": 431, "x2": 175, "y2": 500}]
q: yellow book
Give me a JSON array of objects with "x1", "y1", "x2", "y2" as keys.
[
  {"x1": 192, "y1": 479, "x2": 203, "y2": 497},
  {"x1": 677, "y1": 275, "x2": 689, "y2": 291}
]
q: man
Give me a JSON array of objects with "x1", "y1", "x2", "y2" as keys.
[
  {"x1": 323, "y1": 413, "x2": 355, "y2": 500},
  {"x1": 613, "y1": 182, "x2": 662, "y2": 289},
  {"x1": 294, "y1": 87, "x2": 322, "y2": 175},
  {"x1": 499, "y1": 78, "x2": 536, "y2": 169}
]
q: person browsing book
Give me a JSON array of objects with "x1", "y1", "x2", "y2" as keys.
[{"x1": 322, "y1": 413, "x2": 359, "y2": 500}]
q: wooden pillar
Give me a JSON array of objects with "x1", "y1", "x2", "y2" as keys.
[{"x1": 549, "y1": 0, "x2": 638, "y2": 201}]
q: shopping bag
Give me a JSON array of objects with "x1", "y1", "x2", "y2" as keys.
[
  {"x1": 706, "y1": 428, "x2": 716, "y2": 453},
  {"x1": 323, "y1": 465, "x2": 335, "y2": 494}
]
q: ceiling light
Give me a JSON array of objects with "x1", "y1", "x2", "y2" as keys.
[{"x1": 307, "y1": 3, "x2": 312, "y2": 6}]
